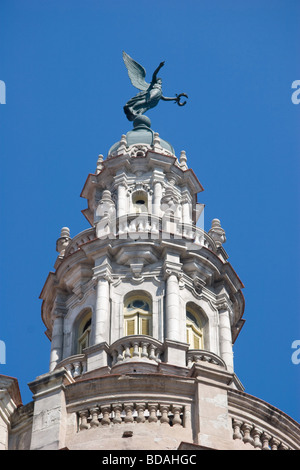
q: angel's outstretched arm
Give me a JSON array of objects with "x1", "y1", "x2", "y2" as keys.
[
  {"x1": 161, "y1": 96, "x2": 176, "y2": 101},
  {"x1": 161, "y1": 93, "x2": 188, "y2": 106},
  {"x1": 151, "y1": 61, "x2": 165, "y2": 83}
]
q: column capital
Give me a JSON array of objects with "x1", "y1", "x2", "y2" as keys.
[
  {"x1": 216, "y1": 302, "x2": 230, "y2": 313},
  {"x1": 53, "y1": 290, "x2": 68, "y2": 318},
  {"x1": 151, "y1": 170, "x2": 165, "y2": 184},
  {"x1": 113, "y1": 172, "x2": 128, "y2": 189},
  {"x1": 163, "y1": 263, "x2": 183, "y2": 281},
  {"x1": 162, "y1": 250, "x2": 182, "y2": 278},
  {"x1": 92, "y1": 258, "x2": 112, "y2": 282}
]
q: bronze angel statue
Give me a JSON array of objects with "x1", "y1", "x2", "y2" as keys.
[{"x1": 123, "y1": 51, "x2": 188, "y2": 122}]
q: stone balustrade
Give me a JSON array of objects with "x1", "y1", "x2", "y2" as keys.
[
  {"x1": 55, "y1": 340, "x2": 229, "y2": 378},
  {"x1": 232, "y1": 418, "x2": 290, "y2": 450},
  {"x1": 56, "y1": 354, "x2": 87, "y2": 378},
  {"x1": 186, "y1": 350, "x2": 227, "y2": 369},
  {"x1": 77, "y1": 402, "x2": 187, "y2": 430},
  {"x1": 67, "y1": 228, "x2": 96, "y2": 255},
  {"x1": 109, "y1": 335, "x2": 164, "y2": 366},
  {"x1": 96, "y1": 214, "x2": 215, "y2": 252}
]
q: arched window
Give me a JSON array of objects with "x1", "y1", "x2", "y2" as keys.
[
  {"x1": 124, "y1": 295, "x2": 152, "y2": 336},
  {"x1": 132, "y1": 191, "x2": 148, "y2": 213},
  {"x1": 77, "y1": 311, "x2": 92, "y2": 353},
  {"x1": 186, "y1": 307, "x2": 203, "y2": 349}
]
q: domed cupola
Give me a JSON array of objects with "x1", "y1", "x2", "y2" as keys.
[{"x1": 108, "y1": 116, "x2": 175, "y2": 157}]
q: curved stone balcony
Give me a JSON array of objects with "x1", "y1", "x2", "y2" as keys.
[
  {"x1": 56, "y1": 354, "x2": 87, "y2": 377},
  {"x1": 109, "y1": 335, "x2": 163, "y2": 366},
  {"x1": 55, "y1": 336, "x2": 229, "y2": 380},
  {"x1": 186, "y1": 349, "x2": 227, "y2": 369},
  {"x1": 96, "y1": 213, "x2": 216, "y2": 252}
]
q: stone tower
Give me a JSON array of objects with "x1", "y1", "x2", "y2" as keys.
[{"x1": 1, "y1": 116, "x2": 299, "y2": 451}]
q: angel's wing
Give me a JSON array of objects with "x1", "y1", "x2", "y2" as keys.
[{"x1": 123, "y1": 51, "x2": 150, "y2": 91}]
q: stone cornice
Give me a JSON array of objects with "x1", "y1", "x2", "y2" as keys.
[
  {"x1": 65, "y1": 372, "x2": 195, "y2": 411},
  {"x1": 28, "y1": 368, "x2": 74, "y2": 399}
]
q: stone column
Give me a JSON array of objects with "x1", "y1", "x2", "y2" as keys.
[
  {"x1": 93, "y1": 276, "x2": 110, "y2": 345},
  {"x1": 153, "y1": 181, "x2": 162, "y2": 217},
  {"x1": 165, "y1": 272, "x2": 181, "y2": 342},
  {"x1": 182, "y1": 196, "x2": 191, "y2": 225},
  {"x1": 164, "y1": 269, "x2": 189, "y2": 367},
  {"x1": 218, "y1": 307, "x2": 234, "y2": 373},
  {"x1": 117, "y1": 183, "x2": 127, "y2": 218},
  {"x1": 49, "y1": 313, "x2": 64, "y2": 372}
]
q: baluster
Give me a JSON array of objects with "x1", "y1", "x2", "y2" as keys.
[
  {"x1": 73, "y1": 361, "x2": 82, "y2": 377},
  {"x1": 251, "y1": 427, "x2": 262, "y2": 449},
  {"x1": 100, "y1": 405, "x2": 111, "y2": 426},
  {"x1": 148, "y1": 345, "x2": 156, "y2": 361},
  {"x1": 137, "y1": 217, "x2": 144, "y2": 232},
  {"x1": 79, "y1": 410, "x2": 89, "y2": 430},
  {"x1": 261, "y1": 432, "x2": 271, "y2": 450},
  {"x1": 156, "y1": 348, "x2": 162, "y2": 363},
  {"x1": 129, "y1": 219, "x2": 136, "y2": 232},
  {"x1": 132, "y1": 341, "x2": 140, "y2": 358},
  {"x1": 187, "y1": 356, "x2": 193, "y2": 368},
  {"x1": 172, "y1": 405, "x2": 182, "y2": 427},
  {"x1": 159, "y1": 404, "x2": 170, "y2": 425},
  {"x1": 232, "y1": 419, "x2": 243, "y2": 440},
  {"x1": 117, "y1": 345, "x2": 124, "y2": 363},
  {"x1": 241, "y1": 423, "x2": 253, "y2": 445},
  {"x1": 141, "y1": 342, "x2": 149, "y2": 358},
  {"x1": 270, "y1": 437, "x2": 280, "y2": 450},
  {"x1": 135, "y1": 403, "x2": 146, "y2": 423},
  {"x1": 124, "y1": 403, "x2": 134, "y2": 423},
  {"x1": 145, "y1": 216, "x2": 151, "y2": 232},
  {"x1": 148, "y1": 403, "x2": 158, "y2": 423},
  {"x1": 151, "y1": 218, "x2": 159, "y2": 235},
  {"x1": 124, "y1": 343, "x2": 131, "y2": 359},
  {"x1": 112, "y1": 403, "x2": 123, "y2": 424},
  {"x1": 90, "y1": 407, "x2": 100, "y2": 428}
]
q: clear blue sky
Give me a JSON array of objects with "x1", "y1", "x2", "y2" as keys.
[{"x1": 0, "y1": 1, "x2": 299, "y2": 423}]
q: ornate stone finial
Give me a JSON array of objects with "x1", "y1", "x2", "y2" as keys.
[
  {"x1": 118, "y1": 134, "x2": 127, "y2": 155},
  {"x1": 122, "y1": 51, "x2": 188, "y2": 123},
  {"x1": 56, "y1": 227, "x2": 71, "y2": 256},
  {"x1": 179, "y1": 150, "x2": 188, "y2": 170},
  {"x1": 153, "y1": 132, "x2": 161, "y2": 151},
  {"x1": 208, "y1": 219, "x2": 226, "y2": 247},
  {"x1": 97, "y1": 190, "x2": 115, "y2": 218},
  {"x1": 96, "y1": 154, "x2": 104, "y2": 174},
  {"x1": 102, "y1": 189, "x2": 112, "y2": 199}
]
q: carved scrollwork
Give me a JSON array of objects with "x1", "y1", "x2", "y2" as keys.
[{"x1": 129, "y1": 144, "x2": 149, "y2": 158}]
